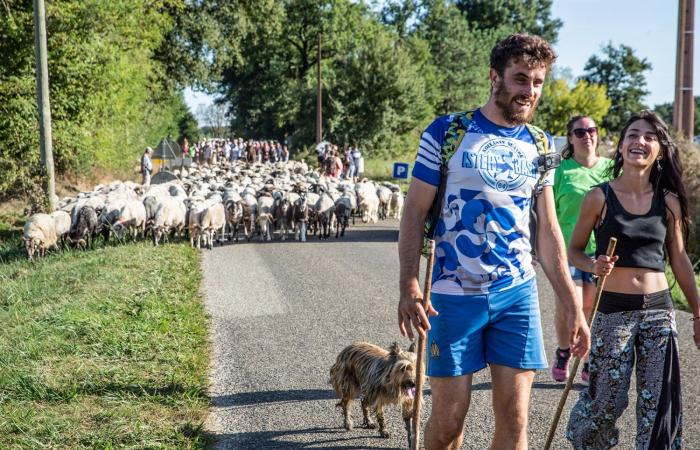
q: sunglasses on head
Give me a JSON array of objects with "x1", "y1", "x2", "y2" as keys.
[{"x1": 572, "y1": 127, "x2": 598, "y2": 138}]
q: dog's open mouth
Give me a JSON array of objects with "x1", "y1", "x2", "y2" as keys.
[{"x1": 403, "y1": 381, "x2": 416, "y2": 399}]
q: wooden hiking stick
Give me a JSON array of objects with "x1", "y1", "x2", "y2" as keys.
[
  {"x1": 543, "y1": 237, "x2": 617, "y2": 450},
  {"x1": 412, "y1": 239, "x2": 436, "y2": 450}
]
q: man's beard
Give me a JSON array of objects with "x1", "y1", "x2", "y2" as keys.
[{"x1": 494, "y1": 80, "x2": 539, "y2": 125}]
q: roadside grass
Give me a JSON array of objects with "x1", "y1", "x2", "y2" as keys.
[
  {"x1": 667, "y1": 266, "x2": 700, "y2": 313},
  {"x1": 0, "y1": 211, "x2": 25, "y2": 264},
  {"x1": 362, "y1": 156, "x2": 414, "y2": 192},
  {"x1": 0, "y1": 233, "x2": 210, "y2": 449}
]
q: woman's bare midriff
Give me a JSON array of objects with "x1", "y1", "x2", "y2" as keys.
[{"x1": 602, "y1": 267, "x2": 669, "y2": 294}]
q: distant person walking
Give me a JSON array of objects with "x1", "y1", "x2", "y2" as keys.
[
  {"x1": 141, "y1": 147, "x2": 153, "y2": 186},
  {"x1": 344, "y1": 146, "x2": 355, "y2": 180},
  {"x1": 351, "y1": 144, "x2": 362, "y2": 181},
  {"x1": 182, "y1": 136, "x2": 190, "y2": 160}
]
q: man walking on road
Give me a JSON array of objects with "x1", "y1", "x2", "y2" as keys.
[
  {"x1": 397, "y1": 34, "x2": 591, "y2": 450},
  {"x1": 141, "y1": 146, "x2": 153, "y2": 186}
]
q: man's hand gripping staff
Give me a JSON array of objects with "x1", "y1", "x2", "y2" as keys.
[{"x1": 401, "y1": 239, "x2": 436, "y2": 450}]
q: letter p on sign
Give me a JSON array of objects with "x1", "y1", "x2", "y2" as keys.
[{"x1": 393, "y1": 162, "x2": 409, "y2": 179}]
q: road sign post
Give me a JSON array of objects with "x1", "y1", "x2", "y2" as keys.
[{"x1": 393, "y1": 162, "x2": 409, "y2": 179}]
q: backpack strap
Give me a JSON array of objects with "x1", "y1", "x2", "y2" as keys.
[
  {"x1": 524, "y1": 124, "x2": 552, "y2": 261},
  {"x1": 422, "y1": 111, "x2": 474, "y2": 257},
  {"x1": 524, "y1": 123, "x2": 550, "y2": 196},
  {"x1": 441, "y1": 111, "x2": 474, "y2": 167}
]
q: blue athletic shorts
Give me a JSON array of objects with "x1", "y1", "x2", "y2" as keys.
[
  {"x1": 569, "y1": 265, "x2": 596, "y2": 285},
  {"x1": 426, "y1": 277, "x2": 548, "y2": 377}
]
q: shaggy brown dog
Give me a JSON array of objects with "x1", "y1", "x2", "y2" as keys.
[{"x1": 329, "y1": 341, "x2": 416, "y2": 447}]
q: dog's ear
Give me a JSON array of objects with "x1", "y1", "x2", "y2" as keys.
[
  {"x1": 407, "y1": 341, "x2": 416, "y2": 353},
  {"x1": 389, "y1": 341, "x2": 401, "y2": 355}
]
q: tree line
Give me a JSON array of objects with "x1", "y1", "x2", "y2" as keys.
[
  {"x1": 0, "y1": 0, "x2": 199, "y2": 202},
  {"x1": 0, "y1": 0, "x2": 658, "y2": 202},
  {"x1": 218, "y1": 1, "x2": 657, "y2": 151}
]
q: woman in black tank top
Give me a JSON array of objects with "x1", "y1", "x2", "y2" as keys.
[{"x1": 565, "y1": 111, "x2": 700, "y2": 450}]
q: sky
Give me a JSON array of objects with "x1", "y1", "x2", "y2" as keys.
[{"x1": 185, "y1": 0, "x2": 699, "y2": 117}]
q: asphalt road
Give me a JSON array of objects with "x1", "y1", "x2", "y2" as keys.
[{"x1": 202, "y1": 220, "x2": 700, "y2": 449}]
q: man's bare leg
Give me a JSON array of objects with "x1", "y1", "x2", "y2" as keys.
[
  {"x1": 490, "y1": 364, "x2": 535, "y2": 450},
  {"x1": 424, "y1": 374, "x2": 472, "y2": 450}
]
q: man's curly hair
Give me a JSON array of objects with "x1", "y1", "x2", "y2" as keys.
[{"x1": 490, "y1": 34, "x2": 557, "y2": 76}]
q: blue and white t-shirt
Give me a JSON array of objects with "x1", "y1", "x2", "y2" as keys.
[{"x1": 413, "y1": 109, "x2": 554, "y2": 295}]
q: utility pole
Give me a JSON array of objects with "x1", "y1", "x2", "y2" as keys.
[
  {"x1": 673, "y1": 0, "x2": 685, "y2": 131},
  {"x1": 33, "y1": 0, "x2": 56, "y2": 211},
  {"x1": 316, "y1": 33, "x2": 322, "y2": 145},
  {"x1": 674, "y1": 0, "x2": 695, "y2": 139},
  {"x1": 681, "y1": 0, "x2": 695, "y2": 139}
]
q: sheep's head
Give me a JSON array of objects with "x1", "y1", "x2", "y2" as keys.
[
  {"x1": 22, "y1": 237, "x2": 40, "y2": 260},
  {"x1": 258, "y1": 213, "x2": 271, "y2": 228},
  {"x1": 112, "y1": 223, "x2": 126, "y2": 239}
]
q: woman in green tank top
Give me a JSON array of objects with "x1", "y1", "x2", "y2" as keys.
[{"x1": 551, "y1": 116, "x2": 612, "y2": 384}]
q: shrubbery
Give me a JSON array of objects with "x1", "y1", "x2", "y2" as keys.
[
  {"x1": 678, "y1": 139, "x2": 700, "y2": 262},
  {"x1": 0, "y1": 1, "x2": 198, "y2": 205}
]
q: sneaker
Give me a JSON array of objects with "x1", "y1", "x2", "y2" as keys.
[
  {"x1": 551, "y1": 348, "x2": 571, "y2": 382},
  {"x1": 581, "y1": 362, "x2": 590, "y2": 385}
]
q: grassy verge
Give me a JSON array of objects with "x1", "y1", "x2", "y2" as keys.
[
  {"x1": 0, "y1": 230, "x2": 210, "y2": 448},
  {"x1": 363, "y1": 156, "x2": 414, "y2": 192},
  {"x1": 667, "y1": 267, "x2": 700, "y2": 313}
]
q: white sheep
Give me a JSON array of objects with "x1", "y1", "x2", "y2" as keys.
[
  {"x1": 187, "y1": 199, "x2": 207, "y2": 249},
  {"x1": 359, "y1": 192, "x2": 379, "y2": 224},
  {"x1": 50, "y1": 210, "x2": 72, "y2": 246},
  {"x1": 201, "y1": 201, "x2": 226, "y2": 249},
  {"x1": 152, "y1": 197, "x2": 186, "y2": 246},
  {"x1": 112, "y1": 200, "x2": 147, "y2": 240},
  {"x1": 376, "y1": 186, "x2": 392, "y2": 220},
  {"x1": 257, "y1": 195, "x2": 274, "y2": 242},
  {"x1": 23, "y1": 213, "x2": 58, "y2": 260},
  {"x1": 389, "y1": 190, "x2": 404, "y2": 219}
]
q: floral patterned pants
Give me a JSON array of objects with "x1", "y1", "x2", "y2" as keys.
[{"x1": 566, "y1": 308, "x2": 682, "y2": 449}]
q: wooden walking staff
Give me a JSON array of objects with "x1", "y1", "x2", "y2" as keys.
[
  {"x1": 543, "y1": 237, "x2": 618, "y2": 450},
  {"x1": 411, "y1": 239, "x2": 436, "y2": 450}
]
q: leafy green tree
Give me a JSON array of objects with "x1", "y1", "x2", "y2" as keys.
[
  {"x1": 324, "y1": 20, "x2": 431, "y2": 154},
  {"x1": 581, "y1": 43, "x2": 652, "y2": 133},
  {"x1": 154, "y1": 0, "x2": 281, "y2": 91},
  {"x1": 176, "y1": 101, "x2": 201, "y2": 143},
  {"x1": 381, "y1": 0, "x2": 419, "y2": 38},
  {"x1": 534, "y1": 76, "x2": 611, "y2": 136},
  {"x1": 417, "y1": 0, "x2": 510, "y2": 115},
  {"x1": 0, "y1": 0, "x2": 201, "y2": 201},
  {"x1": 455, "y1": 0, "x2": 562, "y2": 43},
  {"x1": 219, "y1": 0, "x2": 431, "y2": 156}
]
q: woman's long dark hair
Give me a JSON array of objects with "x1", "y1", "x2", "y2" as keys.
[
  {"x1": 560, "y1": 115, "x2": 590, "y2": 159},
  {"x1": 609, "y1": 110, "x2": 690, "y2": 246}
]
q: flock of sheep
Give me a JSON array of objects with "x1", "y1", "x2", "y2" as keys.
[{"x1": 21, "y1": 159, "x2": 406, "y2": 260}]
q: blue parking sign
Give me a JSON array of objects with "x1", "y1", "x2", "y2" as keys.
[{"x1": 393, "y1": 162, "x2": 409, "y2": 179}]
